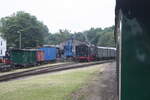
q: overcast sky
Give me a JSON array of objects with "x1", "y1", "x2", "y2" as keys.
[{"x1": 0, "y1": 0, "x2": 115, "y2": 33}]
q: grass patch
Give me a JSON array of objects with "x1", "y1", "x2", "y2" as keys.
[{"x1": 0, "y1": 65, "x2": 101, "y2": 100}]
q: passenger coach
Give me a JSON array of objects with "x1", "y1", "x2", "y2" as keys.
[
  {"x1": 75, "y1": 44, "x2": 116, "y2": 62},
  {"x1": 96, "y1": 46, "x2": 116, "y2": 60}
]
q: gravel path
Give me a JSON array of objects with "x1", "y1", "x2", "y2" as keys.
[{"x1": 71, "y1": 62, "x2": 118, "y2": 100}]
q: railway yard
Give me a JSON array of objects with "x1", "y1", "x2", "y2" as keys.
[
  {"x1": 1, "y1": 0, "x2": 149, "y2": 99},
  {"x1": 0, "y1": 61, "x2": 117, "y2": 100},
  {"x1": 0, "y1": 34, "x2": 117, "y2": 100},
  {"x1": 0, "y1": 0, "x2": 122, "y2": 99}
]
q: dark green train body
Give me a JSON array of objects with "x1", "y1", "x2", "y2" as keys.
[
  {"x1": 10, "y1": 49, "x2": 37, "y2": 66},
  {"x1": 115, "y1": 0, "x2": 150, "y2": 100}
]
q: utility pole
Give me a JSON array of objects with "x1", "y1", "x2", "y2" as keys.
[{"x1": 17, "y1": 31, "x2": 21, "y2": 49}]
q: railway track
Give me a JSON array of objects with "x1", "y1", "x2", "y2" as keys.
[{"x1": 0, "y1": 60, "x2": 113, "y2": 82}]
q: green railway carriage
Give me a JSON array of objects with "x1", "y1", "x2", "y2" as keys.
[
  {"x1": 10, "y1": 49, "x2": 37, "y2": 66},
  {"x1": 115, "y1": 0, "x2": 150, "y2": 100}
]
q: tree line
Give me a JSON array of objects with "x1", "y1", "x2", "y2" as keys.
[
  {"x1": 46, "y1": 26, "x2": 115, "y2": 47},
  {"x1": 0, "y1": 11, "x2": 115, "y2": 48}
]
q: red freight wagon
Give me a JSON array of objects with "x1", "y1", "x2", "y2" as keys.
[{"x1": 36, "y1": 50, "x2": 44, "y2": 63}]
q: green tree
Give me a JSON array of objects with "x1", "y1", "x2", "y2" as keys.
[
  {"x1": 46, "y1": 29, "x2": 72, "y2": 45},
  {"x1": 83, "y1": 28, "x2": 102, "y2": 45},
  {"x1": 0, "y1": 11, "x2": 49, "y2": 48},
  {"x1": 45, "y1": 26, "x2": 115, "y2": 47},
  {"x1": 97, "y1": 26, "x2": 115, "y2": 47},
  {"x1": 81, "y1": 26, "x2": 115, "y2": 47},
  {"x1": 74, "y1": 32, "x2": 86, "y2": 42}
]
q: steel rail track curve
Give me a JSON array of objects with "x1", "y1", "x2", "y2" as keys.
[{"x1": 0, "y1": 60, "x2": 114, "y2": 82}]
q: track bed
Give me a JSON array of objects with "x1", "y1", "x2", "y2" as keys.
[{"x1": 0, "y1": 60, "x2": 113, "y2": 82}]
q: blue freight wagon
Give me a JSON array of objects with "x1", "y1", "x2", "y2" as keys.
[
  {"x1": 39, "y1": 47, "x2": 57, "y2": 61},
  {"x1": 64, "y1": 39, "x2": 73, "y2": 57}
]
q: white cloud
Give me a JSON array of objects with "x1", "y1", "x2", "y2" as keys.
[{"x1": 0, "y1": 0, "x2": 115, "y2": 33}]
